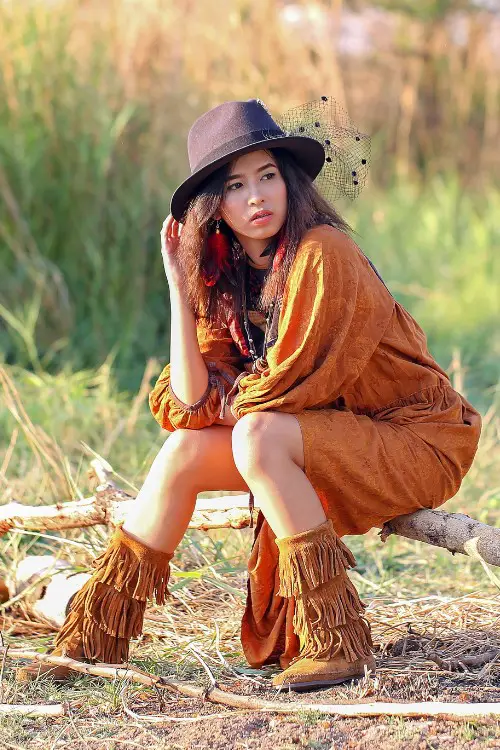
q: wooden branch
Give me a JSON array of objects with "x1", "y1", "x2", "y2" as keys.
[
  {"x1": 427, "y1": 649, "x2": 500, "y2": 672},
  {"x1": 0, "y1": 490, "x2": 254, "y2": 536},
  {"x1": 1, "y1": 490, "x2": 499, "y2": 568},
  {"x1": 87, "y1": 457, "x2": 117, "y2": 487},
  {"x1": 380, "y1": 510, "x2": 500, "y2": 568},
  {"x1": 6, "y1": 650, "x2": 500, "y2": 721}
]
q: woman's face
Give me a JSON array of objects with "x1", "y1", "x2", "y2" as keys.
[{"x1": 217, "y1": 149, "x2": 287, "y2": 242}]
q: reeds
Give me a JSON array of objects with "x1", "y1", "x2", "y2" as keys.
[{"x1": 0, "y1": 0, "x2": 498, "y2": 398}]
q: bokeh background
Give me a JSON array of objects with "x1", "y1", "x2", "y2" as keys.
[
  {"x1": 0, "y1": 0, "x2": 498, "y2": 533},
  {"x1": 1, "y1": 0, "x2": 499, "y2": 396}
]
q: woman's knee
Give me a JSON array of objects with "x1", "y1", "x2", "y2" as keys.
[
  {"x1": 232, "y1": 412, "x2": 279, "y2": 473},
  {"x1": 158, "y1": 428, "x2": 213, "y2": 481},
  {"x1": 232, "y1": 412, "x2": 305, "y2": 474}
]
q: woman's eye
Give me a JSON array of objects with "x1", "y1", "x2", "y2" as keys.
[{"x1": 226, "y1": 172, "x2": 275, "y2": 191}]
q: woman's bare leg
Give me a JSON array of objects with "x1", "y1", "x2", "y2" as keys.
[
  {"x1": 232, "y1": 412, "x2": 326, "y2": 538},
  {"x1": 122, "y1": 425, "x2": 249, "y2": 553}
]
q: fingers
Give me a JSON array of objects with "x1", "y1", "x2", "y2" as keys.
[
  {"x1": 174, "y1": 216, "x2": 184, "y2": 238},
  {"x1": 160, "y1": 215, "x2": 172, "y2": 251},
  {"x1": 161, "y1": 214, "x2": 183, "y2": 249}
]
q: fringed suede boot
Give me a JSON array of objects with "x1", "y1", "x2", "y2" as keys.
[
  {"x1": 272, "y1": 519, "x2": 375, "y2": 691},
  {"x1": 16, "y1": 524, "x2": 173, "y2": 682}
]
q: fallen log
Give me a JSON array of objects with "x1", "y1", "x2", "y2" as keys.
[
  {"x1": 0, "y1": 490, "x2": 253, "y2": 535},
  {"x1": 1, "y1": 489, "x2": 499, "y2": 568}
]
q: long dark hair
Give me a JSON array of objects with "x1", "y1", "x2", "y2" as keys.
[{"x1": 175, "y1": 147, "x2": 352, "y2": 325}]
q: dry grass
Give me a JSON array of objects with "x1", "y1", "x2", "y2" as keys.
[
  {"x1": 1, "y1": 577, "x2": 500, "y2": 748},
  {"x1": 0, "y1": 362, "x2": 499, "y2": 747},
  {"x1": 3, "y1": 561, "x2": 500, "y2": 698}
]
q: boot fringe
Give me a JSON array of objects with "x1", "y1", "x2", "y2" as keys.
[
  {"x1": 275, "y1": 519, "x2": 373, "y2": 666},
  {"x1": 293, "y1": 576, "x2": 365, "y2": 633},
  {"x1": 86, "y1": 582, "x2": 146, "y2": 639},
  {"x1": 335, "y1": 617, "x2": 373, "y2": 662},
  {"x1": 53, "y1": 606, "x2": 85, "y2": 655},
  {"x1": 53, "y1": 526, "x2": 173, "y2": 664},
  {"x1": 276, "y1": 520, "x2": 356, "y2": 597},
  {"x1": 295, "y1": 618, "x2": 374, "y2": 663},
  {"x1": 53, "y1": 580, "x2": 146, "y2": 663},
  {"x1": 82, "y1": 618, "x2": 130, "y2": 663},
  {"x1": 91, "y1": 525, "x2": 172, "y2": 604}
]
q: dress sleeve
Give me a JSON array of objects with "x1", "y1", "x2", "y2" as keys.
[
  {"x1": 149, "y1": 317, "x2": 244, "y2": 432},
  {"x1": 230, "y1": 226, "x2": 395, "y2": 419}
]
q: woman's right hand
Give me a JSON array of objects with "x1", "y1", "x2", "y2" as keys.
[{"x1": 160, "y1": 214, "x2": 184, "y2": 289}]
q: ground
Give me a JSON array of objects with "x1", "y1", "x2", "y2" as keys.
[{"x1": 2, "y1": 533, "x2": 500, "y2": 749}]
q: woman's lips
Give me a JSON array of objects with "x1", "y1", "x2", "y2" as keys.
[{"x1": 251, "y1": 212, "x2": 273, "y2": 225}]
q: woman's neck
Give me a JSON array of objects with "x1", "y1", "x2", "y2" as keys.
[
  {"x1": 243, "y1": 239, "x2": 276, "y2": 270},
  {"x1": 246, "y1": 256, "x2": 271, "y2": 269},
  {"x1": 233, "y1": 232, "x2": 276, "y2": 269}
]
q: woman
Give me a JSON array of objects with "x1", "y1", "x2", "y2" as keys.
[{"x1": 18, "y1": 98, "x2": 481, "y2": 690}]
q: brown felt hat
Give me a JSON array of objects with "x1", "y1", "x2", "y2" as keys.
[{"x1": 170, "y1": 98, "x2": 325, "y2": 222}]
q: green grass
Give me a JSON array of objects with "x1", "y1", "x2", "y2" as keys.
[
  {"x1": 0, "y1": 5, "x2": 498, "y2": 402},
  {"x1": 348, "y1": 178, "x2": 500, "y2": 408}
]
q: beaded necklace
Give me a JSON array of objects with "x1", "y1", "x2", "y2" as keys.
[{"x1": 241, "y1": 260, "x2": 276, "y2": 374}]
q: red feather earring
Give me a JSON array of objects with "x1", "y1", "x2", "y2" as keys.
[{"x1": 202, "y1": 219, "x2": 231, "y2": 286}]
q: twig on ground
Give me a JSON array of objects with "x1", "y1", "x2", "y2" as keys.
[
  {"x1": 5, "y1": 649, "x2": 500, "y2": 721},
  {"x1": 0, "y1": 703, "x2": 66, "y2": 716},
  {"x1": 213, "y1": 621, "x2": 267, "y2": 687},
  {"x1": 427, "y1": 648, "x2": 500, "y2": 672},
  {"x1": 120, "y1": 683, "x2": 245, "y2": 724},
  {"x1": 187, "y1": 645, "x2": 217, "y2": 687},
  {"x1": 477, "y1": 649, "x2": 500, "y2": 680}
]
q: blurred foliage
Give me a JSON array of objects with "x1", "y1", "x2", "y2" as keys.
[{"x1": 0, "y1": 0, "x2": 499, "y2": 404}]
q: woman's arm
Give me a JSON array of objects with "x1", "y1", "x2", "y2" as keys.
[
  {"x1": 230, "y1": 226, "x2": 395, "y2": 418},
  {"x1": 168, "y1": 287, "x2": 210, "y2": 405},
  {"x1": 150, "y1": 309, "x2": 244, "y2": 432},
  {"x1": 150, "y1": 214, "x2": 243, "y2": 431}
]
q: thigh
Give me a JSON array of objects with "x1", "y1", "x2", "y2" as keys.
[{"x1": 179, "y1": 425, "x2": 251, "y2": 494}]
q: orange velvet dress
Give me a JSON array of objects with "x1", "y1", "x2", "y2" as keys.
[{"x1": 149, "y1": 224, "x2": 482, "y2": 668}]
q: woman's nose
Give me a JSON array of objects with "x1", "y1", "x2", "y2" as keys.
[{"x1": 248, "y1": 189, "x2": 265, "y2": 204}]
